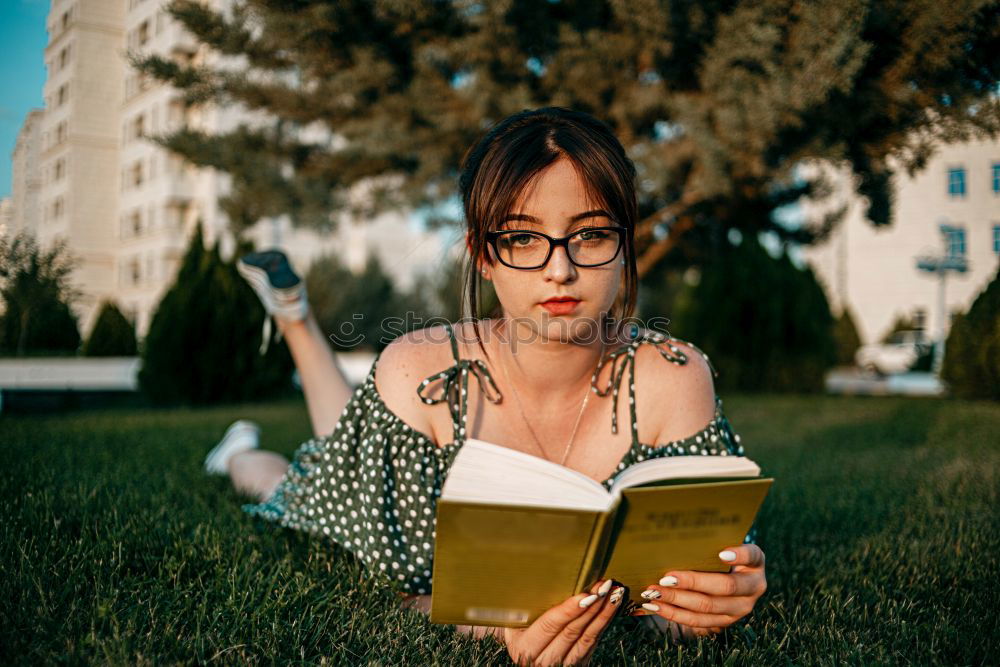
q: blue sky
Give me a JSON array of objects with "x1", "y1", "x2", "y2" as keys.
[{"x1": 0, "y1": 0, "x2": 48, "y2": 199}]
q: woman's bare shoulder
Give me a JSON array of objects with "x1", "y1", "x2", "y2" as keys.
[
  {"x1": 632, "y1": 331, "x2": 717, "y2": 443},
  {"x1": 373, "y1": 325, "x2": 459, "y2": 436}
]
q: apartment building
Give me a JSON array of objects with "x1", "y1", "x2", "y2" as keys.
[
  {"x1": 800, "y1": 135, "x2": 1000, "y2": 346},
  {"x1": 11, "y1": 0, "x2": 448, "y2": 339},
  {"x1": 9, "y1": 109, "x2": 45, "y2": 236}
]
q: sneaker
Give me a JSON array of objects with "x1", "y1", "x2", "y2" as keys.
[
  {"x1": 204, "y1": 419, "x2": 261, "y2": 475},
  {"x1": 237, "y1": 249, "x2": 309, "y2": 354}
]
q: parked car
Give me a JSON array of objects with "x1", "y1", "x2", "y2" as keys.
[{"x1": 854, "y1": 329, "x2": 932, "y2": 376}]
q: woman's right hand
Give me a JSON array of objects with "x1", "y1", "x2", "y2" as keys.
[{"x1": 501, "y1": 579, "x2": 626, "y2": 667}]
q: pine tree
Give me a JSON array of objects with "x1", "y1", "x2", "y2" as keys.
[
  {"x1": 136, "y1": 0, "x2": 1000, "y2": 277},
  {"x1": 82, "y1": 301, "x2": 138, "y2": 357}
]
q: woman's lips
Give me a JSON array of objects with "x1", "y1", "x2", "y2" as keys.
[{"x1": 540, "y1": 299, "x2": 581, "y2": 315}]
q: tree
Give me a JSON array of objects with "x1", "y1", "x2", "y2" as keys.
[
  {"x1": 0, "y1": 231, "x2": 80, "y2": 356},
  {"x1": 137, "y1": 0, "x2": 1000, "y2": 278},
  {"x1": 306, "y1": 251, "x2": 434, "y2": 352},
  {"x1": 941, "y1": 263, "x2": 1000, "y2": 400},
  {"x1": 82, "y1": 301, "x2": 138, "y2": 356},
  {"x1": 139, "y1": 223, "x2": 296, "y2": 405},
  {"x1": 663, "y1": 233, "x2": 837, "y2": 393},
  {"x1": 833, "y1": 306, "x2": 863, "y2": 367}
]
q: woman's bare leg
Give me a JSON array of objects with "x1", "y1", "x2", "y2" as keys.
[
  {"x1": 277, "y1": 312, "x2": 354, "y2": 438},
  {"x1": 228, "y1": 450, "x2": 290, "y2": 501}
]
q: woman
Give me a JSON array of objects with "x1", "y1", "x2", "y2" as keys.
[{"x1": 205, "y1": 107, "x2": 767, "y2": 666}]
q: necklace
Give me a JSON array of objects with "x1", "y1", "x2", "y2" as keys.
[{"x1": 498, "y1": 325, "x2": 605, "y2": 467}]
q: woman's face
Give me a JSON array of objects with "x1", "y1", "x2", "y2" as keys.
[{"x1": 478, "y1": 157, "x2": 624, "y2": 344}]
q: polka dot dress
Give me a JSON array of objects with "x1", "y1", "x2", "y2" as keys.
[{"x1": 243, "y1": 322, "x2": 758, "y2": 595}]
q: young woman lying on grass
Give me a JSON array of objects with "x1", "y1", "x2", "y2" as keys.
[{"x1": 204, "y1": 107, "x2": 767, "y2": 666}]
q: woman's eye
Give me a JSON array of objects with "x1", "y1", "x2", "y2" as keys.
[
  {"x1": 577, "y1": 229, "x2": 611, "y2": 241},
  {"x1": 508, "y1": 233, "x2": 536, "y2": 245}
]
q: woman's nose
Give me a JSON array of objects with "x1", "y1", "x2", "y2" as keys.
[{"x1": 544, "y1": 244, "x2": 577, "y2": 282}]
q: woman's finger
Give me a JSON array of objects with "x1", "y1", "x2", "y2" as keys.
[
  {"x1": 534, "y1": 579, "x2": 613, "y2": 663},
  {"x1": 561, "y1": 584, "x2": 626, "y2": 665},
  {"x1": 717, "y1": 544, "x2": 765, "y2": 571},
  {"x1": 639, "y1": 584, "x2": 754, "y2": 618},
  {"x1": 636, "y1": 600, "x2": 739, "y2": 629},
  {"x1": 508, "y1": 579, "x2": 611, "y2": 663},
  {"x1": 653, "y1": 569, "x2": 764, "y2": 597}
]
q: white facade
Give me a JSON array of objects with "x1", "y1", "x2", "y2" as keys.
[
  {"x1": 800, "y1": 135, "x2": 1000, "y2": 346},
  {"x1": 10, "y1": 109, "x2": 45, "y2": 236},
  {"x1": 10, "y1": 0, "x2": 447, "y2": 339}
]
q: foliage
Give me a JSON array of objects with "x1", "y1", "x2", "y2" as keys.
[
  {"x1": 0, "y1": 231, "x2": 80, "y2": 356},
  {"x1": 833, "y1": 306, "x2": 863, "y2": 367},
  {"x1": 135, "y1": 0, "x2": 1000, "y2": 276},
  {"x1": 82, "y1": 301, "x2": 138, "y2": 357},
  {"x1": 941, "y1": 263, "x2": 1000, "y2": 400},
  {"x1": 138, "y1": 223, "x2": 296, "y2": 405},
  {"x1": 665, "y1": 233, "x2": 837, "y2": 393},
  {"x1": 3, "y1": 395, "x2": 999, "y2": 663}
]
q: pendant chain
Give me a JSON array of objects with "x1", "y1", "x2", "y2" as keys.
[{"x1": 498, "y1": 325, "x2": 605, "y2": 467}]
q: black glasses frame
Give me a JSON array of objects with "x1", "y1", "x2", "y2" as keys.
[{"x1": 485, "y1": 226, "x2": 627, "y2": 270}]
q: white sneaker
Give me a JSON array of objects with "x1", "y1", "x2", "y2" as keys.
[
  {"x1": 204, "y1": 419, "x2": 261, "y2": 475},
  {"x1": 237, "y1": 249, "x2": 309, "y2": 355}
]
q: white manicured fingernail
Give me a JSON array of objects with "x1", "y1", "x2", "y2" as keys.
[
  {"x1": 659, "y1": 575, "x2": 677, "y2": 586},
  {"x1": 719, "y1": 550, "x2": 736, "y2": 561},
  {"x1": 641, "y1": 589, "x2": 661, "y2": 600},
  {"x1": 609, "y1": 587, "x2": 624, "y2": 604},
  {"x1": 641, "y1": 603, "x2": 660, "y2": 612},
  {"x1": 597, "y1": 579, "x2": 613, "y2": 597},
  {"x1": 579, "y1": 594, "x2": 599, "y2": 608}
]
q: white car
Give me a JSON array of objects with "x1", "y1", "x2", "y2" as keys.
[{"x1": 854, "y1": 330, "x2": 931, "y2": 376}]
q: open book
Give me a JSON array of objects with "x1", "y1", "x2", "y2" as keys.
[{"x1": 429, "y1": 439, "x2": 773, "y2": 627}]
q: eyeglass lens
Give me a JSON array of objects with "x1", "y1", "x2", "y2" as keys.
[{"x1": 494, "y1": 228, "x2": 620, "y2": 268}]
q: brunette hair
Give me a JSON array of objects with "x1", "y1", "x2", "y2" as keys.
[{"x1": 458, "y1": 107, "x2": 639, "y2": 358}]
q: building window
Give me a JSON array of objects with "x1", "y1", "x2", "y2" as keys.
[
  {"x1": 131, "y1": 161, "x2": 144, "y2": 188},
  {"x1": 138, "y1": 21, "x2": 150, "y2": 47},
  {"x1": 54, "y1": 158, "x2": 65, "y2": 181},
  {"x1": 56, "y1": 121, "x2": 67, "y2": 144},
  {"x1": 59, "y1": 45, "x2": 70, "y2": 71},
  {"x1": 133, "y1": 114, "x2": 145, "y2": 140},
  {"x1": 943, "y1": 225, "x2": 966, "y2": 257},
  {"x1": 130, "y1": 259, "x2": 141, "y2": 285},
  {"x1": 947, "y1": 167, "x2": 966, "y2": 197},
  {"x1": 992, "y1": 163, "x2": 1000, "y2": 194},
  {"x1": 993, "y1": 224, "x2": 1000, "y2": 254},
  {"x1": 131, "y1": 209, "x2": 142, "y2": 236},
  {"x1": 57, "y1": 84, "x2": 68, "y2": 107}
]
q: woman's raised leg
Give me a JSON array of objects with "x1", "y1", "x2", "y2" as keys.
[{"x1": 276, "y1": 312, "x2": 354, "y2": 438}]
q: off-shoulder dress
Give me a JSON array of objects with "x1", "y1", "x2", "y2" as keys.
[{"x1": 244, "y1": 321, "x2": 758, "y2": 596}]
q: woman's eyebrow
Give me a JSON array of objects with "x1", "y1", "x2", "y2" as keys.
[{"x1": 500, "y1": 209, "x2": 613, "y2": 223}]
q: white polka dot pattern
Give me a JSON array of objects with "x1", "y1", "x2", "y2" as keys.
[{"x1": 243, "y1": 323, "x2": 757, "y2": 595}]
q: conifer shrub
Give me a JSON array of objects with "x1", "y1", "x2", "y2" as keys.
[
  {"x1": 82, "y1": 301, "x2": 137, "y2": 356},
  {"x1": 139, "y1": 224, "x2": 295, "y2": 405},
  {"x1": 833, "y1": 306, "x2": 862, "y2": 367},
  {"x1": 668, "y1": 233, "x2": 837, "y2": 393},
  {"x1": 942, "y1": 263, "x2": 1000, "y2": 400}
]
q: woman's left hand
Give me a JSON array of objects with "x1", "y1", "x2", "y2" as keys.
[{"x1": 630, "y1": 544, "x2": 766, "y2": 638}]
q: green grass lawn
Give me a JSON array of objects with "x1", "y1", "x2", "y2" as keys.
[{"x1": 2, "y1": 394, "x2": 997, "y2": 665}]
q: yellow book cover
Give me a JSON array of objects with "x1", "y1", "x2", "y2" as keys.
[{"x1": 429, "y1": 439, "x2": 773, "y2": 627}]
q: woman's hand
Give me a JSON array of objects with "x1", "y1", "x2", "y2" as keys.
[
  {"x1": 502, "y1": 578, "x2": 625, "y2": 666},
  {"x1": 630, "y1": 544, "x2": 766, "y2": 638}
]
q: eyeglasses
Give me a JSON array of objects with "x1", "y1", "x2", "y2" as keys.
[{"x1": 485, "y1": 226, "x2": 626, "y2": 270}]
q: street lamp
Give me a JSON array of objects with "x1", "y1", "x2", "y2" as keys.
[{"x1": 915, "y1": 221, "x2": 969, "y2": 374}]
